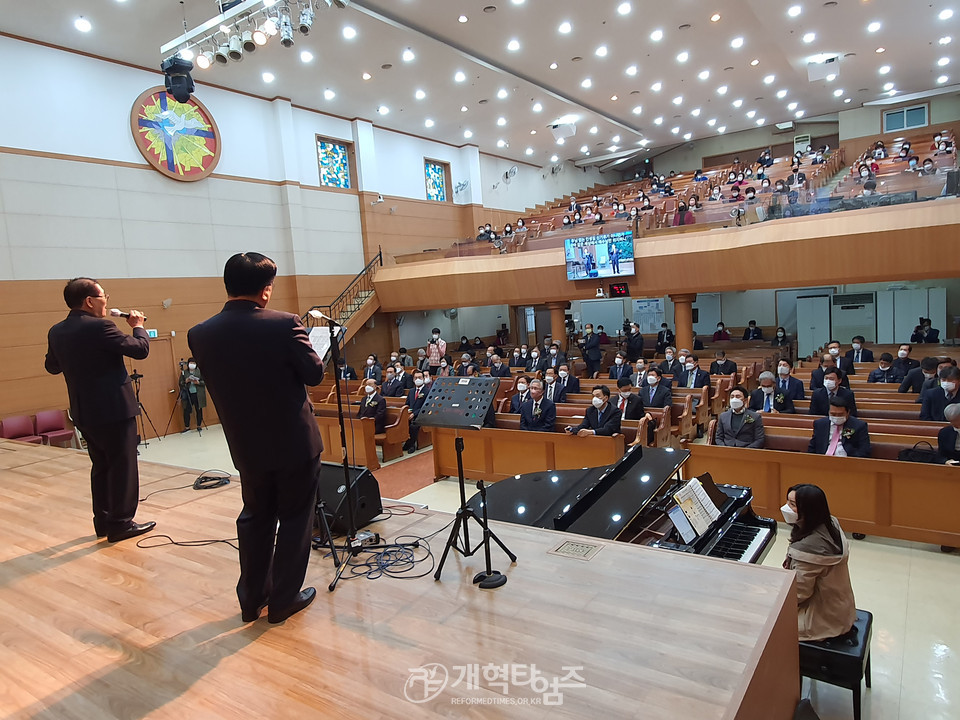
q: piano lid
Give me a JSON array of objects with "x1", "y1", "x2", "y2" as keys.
[{"x1": 469, "y1": 447, "x2": 690, "y2": 540}]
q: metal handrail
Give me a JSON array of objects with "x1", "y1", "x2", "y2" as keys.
[{"x1": 302, "y1": 247, "x2": 382, "y2": 327}]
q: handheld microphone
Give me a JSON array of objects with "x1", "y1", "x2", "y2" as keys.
[{"x1": 110, "y1": 308, "x2": 147, "y2": 320}]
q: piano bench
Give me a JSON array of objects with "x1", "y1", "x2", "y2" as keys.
[{"x1": 799, "y1": 609, "x2": 873, "y2": 720}]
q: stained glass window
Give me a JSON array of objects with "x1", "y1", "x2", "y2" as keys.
[
  {"x1": 317, "y1": 139, "x2": 351, "y2": 189},
  {"x1": 425, "y1": 160, "x2": 448, "y2": 202}
]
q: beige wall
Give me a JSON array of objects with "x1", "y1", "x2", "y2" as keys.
[{"x1": 838, "y1": 94, "x2": 960, "y2": 140}]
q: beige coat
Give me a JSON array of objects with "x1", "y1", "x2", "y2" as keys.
[{"x1": 785, "y1": 517, "x2": 857, "y2": 641}]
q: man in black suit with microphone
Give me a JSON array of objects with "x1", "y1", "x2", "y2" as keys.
[
  {"x1": 189, "y1": 253, "x2": 324, "y2": 624},
  {"x1": 45, "y1": 278, "x2": 155, "y2": 543}
]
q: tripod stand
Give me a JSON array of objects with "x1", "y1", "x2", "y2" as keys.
[
  {"x1": 131, "y1": 370, "x2": 160, "y2": 449},
  {"x1": 321, "y1": 317, "x2": 419, "y2": 592}
]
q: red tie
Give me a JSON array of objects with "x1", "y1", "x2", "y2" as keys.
[{"x1": 619, "y1": 397, "x2": 626, "y2": 412}]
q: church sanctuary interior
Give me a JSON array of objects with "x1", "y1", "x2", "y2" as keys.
[{"x1": 4, "y1": 0, "x2": 960, "y2": 718}]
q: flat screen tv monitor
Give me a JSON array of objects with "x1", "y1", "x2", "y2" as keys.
[{"x1": 564, "y1": 230, "x2": 635, "y2": 281}]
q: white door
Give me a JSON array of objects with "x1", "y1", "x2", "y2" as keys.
[{"x1": 797, "y1": 296, "x2": 831, "y2": 359}]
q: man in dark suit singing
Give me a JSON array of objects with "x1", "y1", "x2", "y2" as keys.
[
  {"x1": 44, "y1": 277, "x2": 155, "y2": 543},
  {"x1": 565, "y1": 385, "x2": 622, "y2": 436},
  {"x1": 189, "y1": 253, "x2": 324, "y2": 624},
  {"x1": 519, "y1": 379, "x2": 556, "y2": 432}
]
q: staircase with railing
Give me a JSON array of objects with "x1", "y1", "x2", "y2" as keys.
[{"x1": 302, "y1": 249, "x2": 383, "y2": 345}]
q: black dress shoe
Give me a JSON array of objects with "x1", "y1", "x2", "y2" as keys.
[
  {"x1": 241, "y1": 600, "x2": 268, "y2": 623},
  {"x1": 94, "y1": 521, "x2": 107, "y2": 539},
  {"x1": 107, "y1": 520, "x2": 156, "y2": 543},
  {"x1": 268, "y1": 587, "x2": 316, "y2": 624}
]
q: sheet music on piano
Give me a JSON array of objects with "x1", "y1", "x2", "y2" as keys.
[{"x1": 673, "y1": 479, "x2": 721, "y2": 536}]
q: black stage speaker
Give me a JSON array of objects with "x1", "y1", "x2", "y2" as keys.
[
  {"x1": 317, "y1": 462, "x2": 383, "y2": 533},
  {"x1": 946, "y1": 170, "x2": 960, "y2": 196}
]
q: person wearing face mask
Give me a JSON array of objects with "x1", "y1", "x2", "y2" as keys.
[
  {"x1": 608, "y1": 351, "x2": 633, "y2": 380},
  {"x1": 475, "y1": 225, "x2": 490, "y2": 243},
  {"x1": 710, "y1": 350, "x2": 737, "y2": 376},
  {"x1": 402, "y1": 370, "x2": 429, "y2": 453},
  {"x1": 610, "y1": 243, "x2": 622, "y2": 274},
  {"x1": 825, "y1": 340, "x2": 855, "y2": 376},
  {"x1": 425, "y1": 328, "x2": 446, "y2": 376},
  {"x1": 892, "y1": 343, "x2": 920, "y2": 376},
  {"x1": 416, "y1": 348, "x2": 430, "y2": 373},
  {"x1": 742, "y1": 320, "x2": 763, "y2": 341},
  {"x1": 642, "y1": 367, "x2": 673, "y2": 409},
  {"x1": 592, "y1": 211, "x2": 606, "y2": 226},
  {"x1": 712, "y1": 323, "x2": 730, "y2": 342},
  {"x1": 937, "y1": 403, "x2": 960, "y2": 463},
  {"x1": 623, "y1": 322, "x2": 644, "y2": 362},
  {"x1": 725, "y1": 170, "x2": 737, "y2": 185},
  {"x1": 757, "y1": 150, "x2": 774, "y2": 168},
  {"x1": 614, "y1": 203, "x2": 629, "y2": 220},
  {"x1": 456, "y1": 353, "x2": 478, "y2": 377},
  {"x1": 899, "y1": 356, "x2": 940, "y2": 394},
  {"x1": 808, "y1": 398, "x2": 870, "y2": 457},
  {"x1": 380, "y1": 367, "x2": 403, "y2": 398},
  {"x1": 487, "y1": 354, "x2": 511, "y2": 379},
  {"x1": 393, "y1": 362, "x2": 414, "y2": 392},
  {"x1": 659, "y1": 346, "x2": 682, "y2": 377},
  {"x1": 615, "y1": 377, "x2": 648, "y2": 421},
  {"x1": 936, "y1": 140, "x2": 954, "y2": 156},
  {"x1": 579, "y1": 323, "x2": 603, "y2": 378},
  {"x1": 809, "y1": 368, "x2": 858, "y2": 417},
  {"x1": 519, "y1": 379, "x2": 557, "y2": 433},
  {"x1": 363, "y1": 354, "x2": 382, "y2": 384},
  {"x1": 502, "y1": 223, "x2": 514, "y2": 238},
  {"x1": 774, "y1": 180, "x2": 787, "y2": 195},
  {"x1": 843, "y1": 336, "x2": 874, "y2": 365},
  {"x1": 457, "y1": 335, "x2": 472, "y2": 351},
  {"x1": 481, "y1": 345, "x2": 496, "y2": 368},
  {"x1": 679, "y1": 354, "x2": 710, "y2": 390},
  {"x1": 787, "y1": 165, "x2": 807, "y2": 189},
  {"x1": 920, "y1": 366, "x2": 960, "y2": 422},
  {"x1": 546, "y1": 342, "x2": 567, "y2": 369},
  {"x1": 639, "y1": 194, "x2": 655, "y2": 211},
  {"x1": 178, "y1": 357, "x2": 206, "y2": 433},
  {"x1": 672, "y1": 201, "x2": 696, "y2": 226},
  {"x1": 509, "y1": 347, "x2": 526, "y2": 368},
  {"x1": 921, "y1": 358, "x2": 958, "y2": 392},
  {"x1": 337, "y1": 358, "x2": 357, "y2": 380},
  {"x1": 758, "y1": 178, "x2": 772, "y2": 194},
  {"x1": 694, "y1": 168, "x2": 708, "y2": 181},
  {"x1": 742, "y1": 186, "x2": 758, "y2": 204},
  {"x1": 856, "y1": 180, "x2": 879, "y2": 199},
  {"x1": 515, "y1": 218, "x2": 528, "y2": 235},
  {"x1": 656, "y1": 324, "x2": 675, "y2": 355},
  {"x1": 709, "y1": 185, "x2": 724, "y2": 201},
  {"x1": 542, "y1": 368, "x2": 567, "y2": 403},
  {"x1": 434, "y1": 356, "x2": 453, "y2": 377},
  {"x1": 732, "y1": 173, "x2": 747, "y2": 189},
  {"x1": 397, "y1": 347, "x2": 413, "y2": 367},
  {"x1": 568, "y1": 197, "x2": 581, "y2": 213},
  {"x1": 714, "y1": 386, "x2": 765, "y2": 448},
  {"x1": 628, "y1": 206, "x2": 640, "y2": 223},
  {"x1": 911, "y1": 317, "x2": 940, "y2": 344},
  {"x1": 355, "y1": 378, "x2": 387, "y2": 434},
  {"x1": 769, "y1": 326, "x2": 789, "y2": 349},
  {"x1": 573, "y1": 211, "x2": 584, "y2": 225},
  {"x1": 525, "y1": 346, "x2": 547, "y2": 375},
  {"x1": 774, "y1": 359, "x2": 806, "y2": 401},
  {"x1": 781, "y1": 484, "x2": 857, "y2": 641},
  {"x1": 509, "y1": 376, "x2": 532, "y2": 413},
  {"x1": 688, "y1": 194, "x2": 703, "y2": 211},
  {"x1": 919, "y1": 158, "x2": 938, "y2": 176},
  {"x1": 904, "y1": 155, "x2": 920, "y2": 173},
  {"x1": 749, "y1": 372, "x2": 795, "y2": 414},
  {"x1": 562, "y1": 214, "x2": 572, "y2": 227},
  {"x1": 867, "y1": 353, "x2": 904, "y2": 384},
  {"x1": 557, "y1": 364, "x2": 580, "y2": 394},
  {"x1": 565, "y1": 385, "x2": 622, "y2": 437},
  {"x1": 726, "y1": 185, "x2": 744, "y2": 204}
]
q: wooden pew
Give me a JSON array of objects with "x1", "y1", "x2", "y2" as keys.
[
  {"x1": 793, "y1": 400, "x2": 922, "y2": 421},
  {"x1": 683, "y1": 445, "x2": 960, "y2": 547},
  {"x1": 671, "y1": 386, "x2": 711, "y2": 434},
  {"x1": 492, "y1": 413, "x2": 651, "y2": 447},
  {"x1": 430, "y1": 425, "x2": 626, "y2": 483},
  {"x1": 313, "y1": 411, "x2": 380, "y2": 470}
]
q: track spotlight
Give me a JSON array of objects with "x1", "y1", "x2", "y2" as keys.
[
  {"x1": 228, "y1": 33, "x2": 243, "y2": 61},
  {"x1": 241, "y1": 29, "x2": 257, "y2": 52},
  {"x1": 161, "y1": 56, "x2": 195, "y2": 103},
  {"x1": 215, "y1": 41, "x2": 229, "y2": 64},
  {"x1": 298, "y1": 4, "x2": 315, "y2": 34},
  {"x1": 279, "y1": 7, "x2": 295, "y2": 47},
  {"x1": 253, "y1": 25, "x2": 268, "y2": 45},
  {"x1": 262, "y1": 17, "x2": 278, "y2": 36},
  {"x1": 196, "y1": 48, "x2": 214, "y2": 69}
]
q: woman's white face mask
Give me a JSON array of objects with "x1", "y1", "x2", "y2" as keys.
[{"x1": 780, "y1": 503, "x2": 799, "y2": 525}]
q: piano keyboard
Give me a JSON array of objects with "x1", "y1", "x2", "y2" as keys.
[{"x1": 707, "y1": 522, "x2": 774, "y2": 563}]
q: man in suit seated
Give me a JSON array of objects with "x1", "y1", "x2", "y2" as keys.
[
  {"x1": 337, "y1": 359, "x2": 357, "y2": 380},
  {"x1": 845, "y1": 336, "x2": 875, "y2": 364},
  {"x1": 826, "y1": 340, "x2": 856, "y2": 376},
  {"x1": 937, "y1": 403, "x2": 960, "y2": 462},
  {"x1": 457, "y1": 353, "x2": 479, "y2": 377},
  {"x1": 900, "y1": 356, "x2": 940, "y2": 394},
  {"x1": 608, "y1": 351, "x2": 633, "y2": 381},
  {"x1": 678, "y1": 354, "x2": 711, "y2": 389},
  {"x1": 808, "y1": 397, "x2": 871, "y2": 458},
  {"x1": 362, "y1": 354, "x2": 382, "y2": 384},
  {"x1": 403, "y1": 370, "x2": 429, "y2": 453},
  {"x1": 742, "y1": 320, "x2": 764, "y2": 341},
  {"x1": 542, "y1": 368, "x2": 567, "y2": 404},
  {"x1": 526, "y1": 347, "x2": 547, "y2": 375},
  {"x1": 614, "y1": 377, "x2": 649, "y2": 421},
  {"x1": 392, "y1": 361, "x2": 414, "y2": 393},
  {"x1": 921, "y1": 367, "x2": 960, "y2": 421},
  {"x1": 893, "y1": 343, "x2": 920, "y2": 376},
  {"x1": 809, "y1": 368, "x2": 858, "y2": 416},
  {"x1": 810, "y1": 353, "x2": 850, "y2": 391},
  {"x1": 557, "y1": 364, "x2": 580, "y2": 394},
  {"x1": 640, "y1": 367, "x2": 673, "y2": 408},
  {"x1": 357, "y1": 378, "x2": 387, "y2": 433},
  {"x1": 487, "y1": 354, "x2": 512, "y2": 378},
  {"x1": 381, "y1": 367, "x2": 404, "y2": 398},
  {"x1": 565, "y1": 385, "x2": 622, "y2": 437},
  {"x1": 509, "y1": 376, "x2": 532, "y2": 413},
  {"x1": 749, "y1": 371, "x2": 796, "y2": 413},
  {"x1": 545, "y1": 342, "x2": 567, "y2": 370},
  {"x1": 710, "y1": 350, "x2": 738, "y2": 376},
  {"x1": 509, "y1": 347, "x2": 526, "y2": 367},
  {"x1": 867, "y1": 353, "x2": 904, "y2": 384},
  {"x1": 519, "y1": 379, "x2": 556, "y2": 432},
  {"x1": 659, "y1": 347, "x2": 682, "y2": 377},
  {"x1": 714, "y1": 386, "x2": 766, "y2": 448},
  {"x1": 921, "y1": 358, "x2": 958, "y2": 393},
  {"x1": 775, "y1": 358, "x2": 806, "y2": 400}
]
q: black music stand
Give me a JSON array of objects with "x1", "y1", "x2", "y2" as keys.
[{"x1": 416, "y1": 376, "x2": 517, "y2": 589}]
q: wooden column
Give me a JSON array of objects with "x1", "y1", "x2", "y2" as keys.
[
  {"x1": 546, "y1": 301, "x2": 569, "y2": 350},
  {"x1": 670, "y1": 293, "x2": 697, "y2": 352}
]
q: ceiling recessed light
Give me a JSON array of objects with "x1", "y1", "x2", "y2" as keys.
[
  {"x1": 74, "y1": 16, "x2": 92, "y2": 32},
  {"x1": 787, "y1": 101, "x2": 798, "y2": 110},
  {"x1": 750, "y1": 58, "x2": 760, "y2": 66},
  {"x1": 497, "y1": 117, "x2": 507, "y2": 126},
  {"x1": 938, "y1": 74, "x2": 950, "y2": 83},
  {"x1": 717, "y1": 125, "x2": 726, "y2": 133},
  {"x1": 580, "y1": 145, "x2": 589, "y2": 153},
  {"x1": 698, "y1": 69, "x2": 710, "y2": 80},
  {"x1": 530, "y1": 129, "x2": 537, "y2": 135},
  {"x1": 625, "y1": 64, "x2": 638, "y2": 76},
  {"x1": 639, "y1": 139, "x2": 650, "y2": 146},
  {"x1": 746, "y1": 110, "x2": 756, "y2": 118},
  {"x1": 776, "y1": 89, "x2": 787, "y2": 98},
  {"x1": 651, "y1": 81, "x2": 662, "y2": 91},
  {"x1": 732, "y1": 98, "x2": 743, "y2": 107},
  {"x1": 730, "y1": 37, "x2": 744, "y2": 49},
  {"x1": 941, "y1": 9, "x2": 955, "y2": 20},
  {"x1": 802, "y1": 32, "x2": 816, "y2": 43},
  {"x1": 650, "y1": 29, "x2": 663, "y2": 42},
  {"x1": 707, "y1": 118, "x2": 716, "y2": 126},
  {"x1": 756, "y1": 117, "x2": 765, "y2": 125},
  {"x1": 497, "y1": 139, "x2": 507, "y2": 148},
  {"x1": 618, "y1": 2, "x2": 632, "y2": 15},
  {"x1": 676, "y1": 51, "x2": 689, "y2": 62},
  {"x1": 717, "y1": 85, "x2": 728, "y2": 94},
  {"x1": 596, "y1": 45, "x2": 608, "y2": 57},
  {"x1": 788, "y1": 5, "x2": 802, "y2": 18},
  {"x1": 875, "y1": 47, "x2": 885, "y2": 53},
  {"x1": 826, "y1": 73, "x2": 837, "y2": 81},
  {"x1": 463, "y1": 129, "x2": 473, "y2": 139},
  {"x1": 497, "y1": 88, "x2": 509, "y2": 99},
  {"x1": 507, "y1": 39, "x2": 520, "y2": 51},
  {"x1": 525, "y1": 147, "x2": 534, "y2": 156},
  {"x1": 377, "y1": 105, "x2": 389, "y2": 115},
  {"x1": 581, "y1": 78, "x2": 592, "y2": 88},
  {"x1": 549, "y1": 62, "x2": 558, "y2": 70},
  {"x1": 879, "y1": 65, "x2": 891, "y2": 74},
  {"x1": 415, "y1": 89, "x2": 426, "y2": 100},
  {"x1": 551, "y1": 154, "x2": 559, "y2": 162},
  {"x1": 262, "y1": 71, "x2": 275, "y2": 83},
  {"x1": 323, "y1": 88, "x2": 335, "y2": 100},
  {"x1": 683, "y1": 132, "x2": 692, "y2": 140},
  {"x1": 671, "y1": 127, "x2": 680, "y2": 134},
  {"x1": 763, "y1": 74, "x2": 775, "y2": 84},
  {"x1": 589, "y1": 126, "x2": 598, "y2": 134},
  {"x1": 939, "y1": 56, "x2": 951, "y2": 66},
  {"x1": 711, "y1": 13, "x2": 721, "y2": 22},
  {"x1": 511, "y1": 0, "x2": 525, "y2": 5},
  {"x1": 940, "y1": 36, "x2": 953, "y2": 45},
  {"x1": 609, "y1": 145, "x2": 619, "y2": 152},
  {"x1": 610, "y1": 94, "x2": 619, "y2": 101},
  {"x1": 556, "y1": 137, "x2": 565, "y2": 145},
  {"x1": 362, "y1": 72, "x2": 372, "y2": 80},
  {"x1": 458, "y1": 14, "x2": 468, "y2": 23},
  {"x1": 532, "y1": 102, "x2": 543, "y2": 112},
  {"x1": 454, "y1": 71, "x2": 466, "y2": 82},
  {"x1": 612, "y1": 135, "x2": 621, "y2": 143},
  {"x1": 654, "y1": 116, "x2": 663, "y2": 125},
  {"x1": 558, "y1": 21, "x2": 572, "y2": 33},
  {"x1": 424, "y1": 118, "x2": 434, "y2": 128},
  {"x1": 691, "y1": 107, "x2": 701, "y2": 116},
  {"x1": 886, "y1": 89, "x2": 897, "y2": 96},
  {"x1": 867, "y1": 21, "x2": 881, "y2": 33},
  {"x1": 402, "y1": 48, "x2": 415, "y2": 62},
  {"x1": 833, "y1": 88, "x2": 844, "y2": 97},
  {"x1": 460, "y1": 105, "x2": 468, "y2": 112},
  {"x1": 300, "y1": 50, "x2": 314, "y2": 63},
  {"x1": 342, "y1": 26, "x2": 357, "y2": 40},
  {"x1": 672, "y1": 95, "x2": 683, "y2": 105},
  {"x1": 795, "y1": 110, "x2": 804, "y2": 118},
  {"x1": 632, "y1": 105, "x2": 643, "y2": 114},
  {"x1": 883, "y1": 82, "x2": 894, "y2": 91}
]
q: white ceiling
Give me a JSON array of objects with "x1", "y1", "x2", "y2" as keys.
[{"x1": 3, "y1": 0, "x2": 958, "y2": 167}]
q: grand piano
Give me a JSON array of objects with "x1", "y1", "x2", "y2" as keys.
[{"x1": 467, "y1": 445, "x2": 777, "y2": 563}]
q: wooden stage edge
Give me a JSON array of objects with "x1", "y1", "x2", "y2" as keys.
[{"x1": 0, "y1": 439, "x2": 798, "y2": 720}]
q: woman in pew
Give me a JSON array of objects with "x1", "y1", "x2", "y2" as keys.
[
  {"x1": 781, "y1": 484, "x2": 857, "y2": 641},
  {"x1": 771, "y1": 326, "x2": 789, "y2": 348},
  {"x1": 671, "y1": 201, "x2": 696, "y2": 226},
  {"x1": 938, "y1": 404, "x2": 960, "y2": 463}
]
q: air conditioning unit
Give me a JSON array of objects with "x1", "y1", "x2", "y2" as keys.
[
  {"x1": 549, "y1": 123, "x2": 577, "y2": 141},
  {"x1": 807, "y1": 54, "x2": 840, "y2": 82},
  {"x1": 831, "y1": 292, "x2": 876, "y2": 342}
]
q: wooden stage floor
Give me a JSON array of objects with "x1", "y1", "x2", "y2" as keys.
[{"x1": 0, "y1": 439, "x2": 798, "y2": 719}]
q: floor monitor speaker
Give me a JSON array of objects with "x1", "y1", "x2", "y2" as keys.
[{"x1": 317, "y1": 462, "x2": 383, "y2": 533}]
